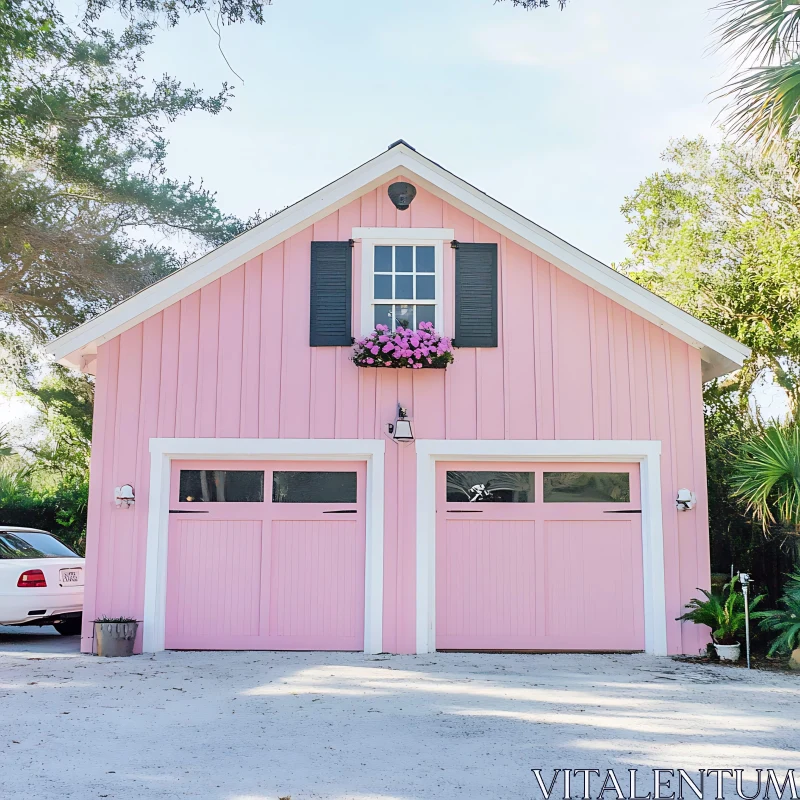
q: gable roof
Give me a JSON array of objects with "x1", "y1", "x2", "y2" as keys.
[{"x1": 46, "y1": 140, "x2": 749, "y2": 380}]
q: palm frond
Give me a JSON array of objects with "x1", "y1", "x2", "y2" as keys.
[
  {"x1": 715, "y1": 0, "x2": 800, "y2": 148},
  {"x1": 731, "y1": 424, "x2": 800, "y2": 530},
  {"x1": 722, "y1": 60, "x2": 800, "y2": 146},
  {"x1": 716, "y1": 0, "x2": 800, "y2": 66}
]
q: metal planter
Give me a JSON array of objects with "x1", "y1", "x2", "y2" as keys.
[{"x1": 94, "y1": 621, "x2": 138, "y2": 657}]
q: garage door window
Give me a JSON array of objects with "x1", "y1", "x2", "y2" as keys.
[
  {"x1": 543, "y1": 472, "x2": 630, "y2": 503},
  {"x1": 179, "y1": 470, "x2": 265, "y2": 503},
  {"x1": 272, "y1": 471, "x2": 357, "y2": 503},
  {"x1": 446, "y1": 471, "x2": 535, "y2": 503}
]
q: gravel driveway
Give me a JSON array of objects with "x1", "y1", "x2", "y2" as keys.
[{"x1": 0, "y1": 633, "x2": 798, "y2": 799}]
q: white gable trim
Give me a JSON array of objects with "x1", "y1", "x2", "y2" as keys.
[{"x1": 46, "y1": 143, "x2": 749, "y2": 380}]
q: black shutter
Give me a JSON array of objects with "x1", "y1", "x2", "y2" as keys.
[
  {"x1": 310, "y1": 241, "x2": 352, "y2": 346},
  {"x1": 454, "y1": 243, "x2": 498, "y2": 348}
]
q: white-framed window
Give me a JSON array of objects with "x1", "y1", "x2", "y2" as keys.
[{"x1": 355, "y1": 228, "x2": 450, "y2": 336}]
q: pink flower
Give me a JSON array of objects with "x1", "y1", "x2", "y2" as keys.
[
  {"x1": 413, "y1": 362, "x2": 422, "y2": 369},
  {"x1": 376, "y1": 324, "x2": 388, "y2": 332},
  {"x1": 382, "y1": 343, "x2": 394, "y2": 353},
  {"x1": 366, "y1": 357, "x2": 374, "y2": 364},
  {"x1": 378, "y1": 335, "x2": 389, "y2": 343},
  {"x1": 370, "y1": 346, "x2": 380, "y2": 355},
  {"x1": 392, "y1": 350, "x2": 402, "y2": 358},
  {"x1": 414, "y1": 348, "x2": 423, "y2": 358},
  {"x1": 421, "y1": 346, "x2": 430, "y2": 356},
  {"x1": 427, "y1": 357, "x2": 432, "y2": 364},
  {"x1": 410, "y1": 336, "x2": 420, "y2": 348}
]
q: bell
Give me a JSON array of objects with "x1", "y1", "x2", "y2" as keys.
[{"x1": 388, "y1": 182, "x2": 417, "y2": 211}]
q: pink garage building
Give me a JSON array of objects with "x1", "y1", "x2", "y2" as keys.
[{"x1": 48, "y1": 142, "x2": 749, "y2": 657}]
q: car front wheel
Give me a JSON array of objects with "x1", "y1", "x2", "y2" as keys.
[{"x1": 54, "y1": 618, "x2": 82, "y2": 636}]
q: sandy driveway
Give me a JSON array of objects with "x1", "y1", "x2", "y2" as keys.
[{"x1": 0, "y1": 633, "x2": 798, "y2": 799}]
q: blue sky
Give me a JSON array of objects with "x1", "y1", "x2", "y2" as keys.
[{"x1": 119, "y1": 0, "x2": 726, "y2": 266}]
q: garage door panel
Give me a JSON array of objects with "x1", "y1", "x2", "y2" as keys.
[
  {"x1": 268, "y1": 519, "x2": 364, "y2": 647},
  {"x1": 165, "y1": 460, "x2": 366, "y2": 651},
  {"x1": 437, "y1": 520, "x2": 538, "y2": 648},
  {"x1": 436, "y1": 461, "x2": 645, "y2": 652},
  {"x1": 543, "y1": 520, "x2": 643, "y2": 648},
  {"x1": 166, "y1": 520, "x2": 263, "y2": 646}
]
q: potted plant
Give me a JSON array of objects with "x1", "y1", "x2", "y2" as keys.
[
  {"x1": 352, "y1": 322, "x2": 454, "y2": 369},
  {"x1": 752, "y1": 569, "x2": 800, "y2": 668},
  {"x1": 93, "y1": 616, "x2": 139, "y2": 657},
  {"x1": 678, "y1": 576, "x2": 764, "y2": 661}
]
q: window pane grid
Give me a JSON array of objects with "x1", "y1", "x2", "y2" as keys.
[{"x1": 372, "y1": 245, "x2": 436, "y2": 331}]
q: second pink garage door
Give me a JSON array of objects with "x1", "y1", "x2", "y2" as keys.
[
  {"x1": 436, "y1": 462, "x2": 645, "y2": 651},
  {"x1": 165, "y1": 461, "x2": 366, "y2": 650}
]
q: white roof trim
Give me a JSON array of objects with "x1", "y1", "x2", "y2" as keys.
[{"x1": 46, "y1": 142, "x2": 749, "y2": 380}]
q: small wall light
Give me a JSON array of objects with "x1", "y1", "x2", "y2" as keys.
[
  {"x1": 114, "y1": 484, "x2": 135, "y2": 508},
  {"x1": 676, "y1": 488, "x2": 696, "y2": 511},
  {"x1": 388, "y1": 181, "x2": 417, "y2": 211},
  {"x1": 388, "y1": 406, "x2": 414, "y2": 442}
]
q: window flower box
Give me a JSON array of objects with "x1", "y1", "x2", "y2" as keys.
[{"x1": 352, "y1": 322, "x2": 454, "y2": 369}]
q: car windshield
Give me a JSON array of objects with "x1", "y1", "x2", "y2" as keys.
[{"x1": 0, "y1": 532, "x2": 79, "y2": 559}]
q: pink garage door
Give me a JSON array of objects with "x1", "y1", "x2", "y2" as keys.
[
  {"x1": 165, "y1": 461, "x2": 366, "y2": 650},
  {"x1": 436, "y1": 462, "x2": 645, "y2": 651}
]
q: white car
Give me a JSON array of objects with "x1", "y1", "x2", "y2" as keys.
[{"x1": 0, "y1": 527, "x2": 84, "y2": 635}]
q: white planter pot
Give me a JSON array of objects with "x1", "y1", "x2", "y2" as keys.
[{"x1": 714, "y1": 642, "x2": 741, "y2": 662}]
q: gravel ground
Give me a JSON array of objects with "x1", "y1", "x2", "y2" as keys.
[{"x1": 0, "y1": 632, "x2": 798, "y2": 799}]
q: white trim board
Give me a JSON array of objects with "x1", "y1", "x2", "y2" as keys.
[
  {"x1": 352, "y1": 227, "x2": 454, "y2": 240},
  {"x1": 414, "y1": 439, "x2": 667, "y2": 656},
  {"x1": 142, "y1": 438, "x2": 385, "y2": 654},
  {"x1": 46, "y1": 142, "x2": 749, "y2": 381}
]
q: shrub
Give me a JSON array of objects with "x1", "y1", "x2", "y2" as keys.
[{"x1": 753, "y1": 570, "x2": 800, "y2": 656}]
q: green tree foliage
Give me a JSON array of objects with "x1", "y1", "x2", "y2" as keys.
[
  {"x1": 0, "y1": 335, "x2": 93, "y2": 552},
  {"x1": 0, "y1": 0, "x2": 264, "y2": 337},
  {"x1": 621, "y1": 135, "x2": 800, "y2": 414}
]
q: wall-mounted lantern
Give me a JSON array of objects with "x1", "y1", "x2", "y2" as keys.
[
  {"x1": 114, "y1": 484, "x2": 135, "y2": 508},
  {"x1": 388, "y1": 406, "x2": 414, "y2": 442}
]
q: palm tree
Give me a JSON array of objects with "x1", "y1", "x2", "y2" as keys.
[
  {"x1": 716, "y1": 0, "x2": 800, "y2": 149},
  {"x1": 731, "y1": 424, "x2": 800, "y2": 557}
]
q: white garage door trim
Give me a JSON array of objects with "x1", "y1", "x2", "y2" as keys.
[
  {"x1": 143, "y1": 438, "x2": 386, "y2": 654},
  {"x1": 415, "y1": 440, "x2": 666, "y2": 655}
]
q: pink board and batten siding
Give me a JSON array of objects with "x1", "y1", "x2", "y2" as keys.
[{"x1": 82, "y1": 179, "x2": 711, "y2": 656}]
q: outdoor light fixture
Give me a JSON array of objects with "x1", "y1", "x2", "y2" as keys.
[
  {"x1": 739, "y1": 572, "x2": 753, "y2": 669},
  {"x1": 388, "y1": 406, "x2": 414, "y2": 442},
  {"x1": 114, "y1": 484, "x2": 135, "y2": 508},
  {"x1": 676, "y1": 488, "x2": 696, "y2": 511},
  {"x1": 387, "y1": 181, "x2": 417, "y2": 211}
]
